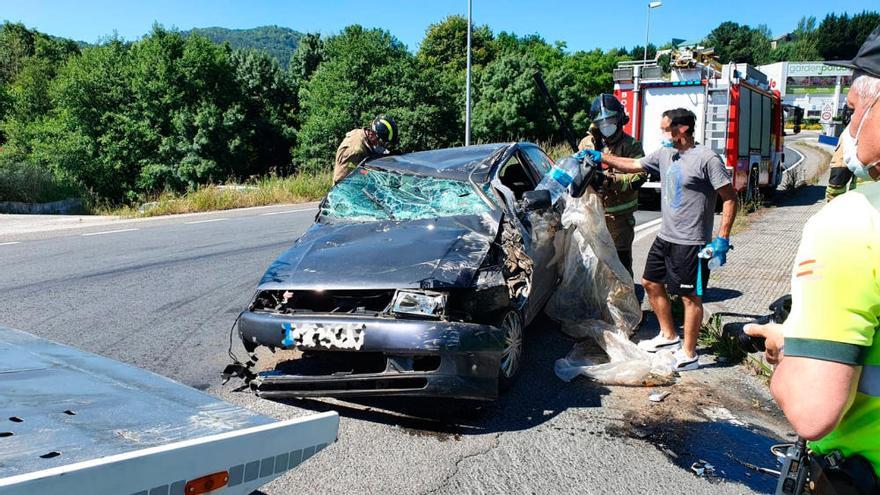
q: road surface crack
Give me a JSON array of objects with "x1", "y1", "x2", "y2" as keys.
[{"x1": 420, "y1": 431, "x2": 503, "y2": 495}]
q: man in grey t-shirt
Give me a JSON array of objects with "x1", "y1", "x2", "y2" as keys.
[{"x1": 580, "y1": 108, "x2": 737, "y2": 371}]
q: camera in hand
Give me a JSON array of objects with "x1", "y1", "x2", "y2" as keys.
[
  {"x1": 723, "y1": 319, "x2": 768, "y2": 353},
  {"x1": 721, "y1": 295, "x2": 791, "y2": 354}
]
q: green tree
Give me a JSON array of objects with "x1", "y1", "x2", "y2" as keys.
[
  {"x1": 472, "y1": 51, "x2": 548, "y2": 142},
  {"x1": 769, "y1": 16, "x2": 820, "y2": 62},
  {"x1": 418, "y1": 15, "x2": 494, "y2": 72},
  {"x1": 415, "y1": 16, "x2": 496, "y2": 149},
  {"x1": 706, "y1": 21, "x2": 770, "y2": 65},
  {"x1": 816, "y1": 11, "x2": 880, "y2": 61},
  {"x1": 289, "y1": 33, "x2": 325, "y2": 83},
  {"x1": 295, "y1": 25, "x2": 439, "y2": 172}
]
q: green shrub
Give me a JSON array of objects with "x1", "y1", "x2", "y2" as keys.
[{"x1": 0, "y1": 160, "x2": 79, "y2": 203}]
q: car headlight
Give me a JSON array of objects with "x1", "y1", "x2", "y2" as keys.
[{"x1": 391, "y1": 290, "x2": 447, "y2": 318}]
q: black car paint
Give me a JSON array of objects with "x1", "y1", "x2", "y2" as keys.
[{"x1": 258, "y1": 214, "x2": 501, "y2": 291}]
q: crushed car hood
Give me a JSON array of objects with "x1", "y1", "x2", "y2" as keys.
[{"x1": 259, "y1": 212, "x2": 502, "y2": 290}]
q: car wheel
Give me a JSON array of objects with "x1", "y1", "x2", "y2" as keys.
[{"x1": 498, "y1": 309, "x2": 524, "y2": 390}]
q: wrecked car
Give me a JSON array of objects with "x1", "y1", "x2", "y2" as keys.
[{"x1": 236, "y1": 143, "x2": 577, "y2": 400}]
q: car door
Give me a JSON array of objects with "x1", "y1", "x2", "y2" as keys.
[{"x1": 517, "y1": 145, "x2": 563, "y2": 324}]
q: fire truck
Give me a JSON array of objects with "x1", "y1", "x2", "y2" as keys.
[{"x1": 612, "y1": 50, "x2": 788, "y2": 200}]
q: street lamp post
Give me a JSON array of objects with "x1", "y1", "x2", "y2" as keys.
[
  {"x1": 644, "y1": 1, "x2": 662, "y2": 65},
  {"x1": 465, "y1": 0, "x2": 472, "y2": 146}
]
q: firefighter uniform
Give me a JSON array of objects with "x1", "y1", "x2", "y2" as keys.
[
  {"x1": 579, "y1": 127, "x2": 646, "y2": 276},
  {"x1": 334, "y1": 128, "x2": 378, "y2": 184},
  {"x1": 826, "y1": 143, "x2": 876, "y2": 202}
]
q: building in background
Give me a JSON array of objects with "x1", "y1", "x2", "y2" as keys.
[{"x1": 758, "y1": 61, "x2": 852, "y2": 122}]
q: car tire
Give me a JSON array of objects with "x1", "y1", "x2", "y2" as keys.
[{"x1": 498, "y1": 309, "x2": 524, "y2": 391}]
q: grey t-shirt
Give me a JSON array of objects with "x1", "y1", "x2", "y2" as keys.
[{"x1": 639, "y1": 145, "x2": 731, "y2": 245}]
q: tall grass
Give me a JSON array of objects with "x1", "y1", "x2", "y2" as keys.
[
  {"x1": 0, "y1": 161, "x2": 80, "y2": 203},
  {"x1": 103, "y1": 172, "x2": 332, "y2": 217}
]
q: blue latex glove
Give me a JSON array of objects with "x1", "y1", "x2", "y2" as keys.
[
  {"x1": 574, "y1": 148, "x2": 602, "y2": 163},
  {"x1": 709, "y1": 236, "x2": 730, "y2": 266}
]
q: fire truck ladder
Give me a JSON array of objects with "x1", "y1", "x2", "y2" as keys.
[{"x1": 705, "y1": 85, "x2": 730, "y2": 163}]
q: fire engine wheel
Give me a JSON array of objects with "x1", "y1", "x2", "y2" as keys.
[{"x1": 747, "y1": 165, "x2": 761, "y2": 203}]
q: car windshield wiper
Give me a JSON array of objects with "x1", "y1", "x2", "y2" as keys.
[{"x1": 362, "y1": 188, "x2": 397, "y2": 221}]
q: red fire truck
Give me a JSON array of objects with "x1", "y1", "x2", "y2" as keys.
[{"x1": 612, "y1": 56, "x2": 787, "y2": 200}]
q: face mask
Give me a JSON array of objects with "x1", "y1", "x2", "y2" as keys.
[
  {"x1": 843, "y1": 96, "x2": 880, "y2": 180},
  {"x1": 598, "y1": 121, "x2": 617, "y2": 138},
  {"x1": 660, "y1": 131, "x2": 674, "y2": 148}
]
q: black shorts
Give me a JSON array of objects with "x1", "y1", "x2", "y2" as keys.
[{"x1": 643, "y1": 237, "x2": 710, "y2": 296}]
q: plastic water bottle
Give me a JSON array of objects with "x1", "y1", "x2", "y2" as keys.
[
  {"x1": 536, "y1": 158, "x2": 580, "y2": 204},
  {"x1": 699, "y1": 246, "x2": 724, "y2": 270}
]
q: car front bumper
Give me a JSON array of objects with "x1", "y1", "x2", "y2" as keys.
[{"x1": 239, "y1": 311, "x2": 506, "y2": 400}]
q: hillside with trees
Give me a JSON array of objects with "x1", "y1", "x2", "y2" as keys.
[
  {"x1": 185, "y1": 26, "x2": 303, "y2": 67},
  {"x1": 0, "y1": 10, "x2": 877, "y2": 206}
]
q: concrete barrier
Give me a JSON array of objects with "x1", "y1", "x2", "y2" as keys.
[{"x1": 0, "y1": 198, "x2": 83, "y2": 214}]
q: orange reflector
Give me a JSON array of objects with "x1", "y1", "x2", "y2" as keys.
[{"x1": 185, "y1": 471, "x2": 229, "y2": 494}]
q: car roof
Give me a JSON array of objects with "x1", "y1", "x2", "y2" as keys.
[{"x1": 366, "y1": 143, "x2": 515, "y2": 183}]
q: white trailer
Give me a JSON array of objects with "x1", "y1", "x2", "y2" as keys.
[{"x1": 0, "y1": 326, "x2": 338, "y2": 495}]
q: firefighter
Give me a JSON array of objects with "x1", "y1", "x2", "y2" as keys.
[
  {"x1": 746, "y1": 27, "x2": 880, "y2": 492},
  {"x1": 333, "y1": 115, "x2": 399, "y2": 184},
  {"x1": 578, "y1": 94, "x2": 646, "y2": 277},
  {"x1": 826, "y1": 141, "x2": 878, "y2": 202}
]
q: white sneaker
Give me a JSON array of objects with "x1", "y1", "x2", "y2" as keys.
[
  {"x1": 673, "y1": 349, "x2": 700, "y2": 371},
  {"x1": 637, "y1": 333, "x2": 681, "y2": 352}
]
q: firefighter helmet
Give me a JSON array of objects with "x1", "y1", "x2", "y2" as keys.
[
  {"x1": 590, "y1": 94, "x2": 630, "y2": 126},
  {"x1": 371, "y1": 115, "x2": 399, "y2": 147}
]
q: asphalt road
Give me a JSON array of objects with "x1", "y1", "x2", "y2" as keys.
[{"x1": 1, "y1": 204, "x2": 776, "y2": 495}]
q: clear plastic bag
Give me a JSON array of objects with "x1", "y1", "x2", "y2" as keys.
[{"x1": 544, "y1": 190, "x2": 675, "y2": 386}]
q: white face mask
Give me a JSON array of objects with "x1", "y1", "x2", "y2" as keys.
[
  {"x1": 598, "y1": 121, "x2": 618, "y2": 138},
  {"x1": 843, "y1": 96, "x2": 880, "y2": 180}
]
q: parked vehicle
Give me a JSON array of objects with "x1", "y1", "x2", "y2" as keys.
[
  {"x1": 235, "y1": 143, "x2": 575, "y2": 400},
  {"x1": 613, "y1": 56, "x2": 788, "y2": 202}
]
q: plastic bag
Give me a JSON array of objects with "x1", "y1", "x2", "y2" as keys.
[{"x1": 544, "y1": 190, "x2": 675, "y2": 386}]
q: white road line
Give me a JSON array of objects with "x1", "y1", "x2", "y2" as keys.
[
  {"x1": 259, "y1": 208, "x2": 317, "y2": 216},
  {"x1": 634, "y1": 223, "x2": 662, "y2": 243},
  {"x1": 0, "y1": 241, "x2": 21, "y2": 246},
  {"x1": 81, "y1": 228, "x2": 140, "y2": 237},
  {"x1": 634, "y1": 218, "x2": 662, "y2": 232},
  {"x1": 185, "y1": 218, "x2": 228, "y2": 225},
  {"x1": 783, "y1": 146, "x2": 805, "y2": 173}
]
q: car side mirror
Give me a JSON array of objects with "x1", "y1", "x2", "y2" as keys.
[{"x1": 522, "y1": 190, "x2": 551, "y2": 212}]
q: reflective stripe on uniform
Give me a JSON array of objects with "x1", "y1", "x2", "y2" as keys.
[
  {"x1": 605, "y1": 198, "x2": 639, "y2": 214},
  {"x1": 859, "y1": 364, "x2": 880, "y2": 397}
]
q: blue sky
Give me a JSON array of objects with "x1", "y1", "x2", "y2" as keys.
[{"x1": 6, "y1": 0, "x2": 878, "y2": 52}]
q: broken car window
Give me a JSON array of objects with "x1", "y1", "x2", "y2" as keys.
[{"x1": 321, "y1": 167, "x2": 491, "y2": 222}]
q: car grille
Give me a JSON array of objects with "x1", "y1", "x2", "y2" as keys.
[{"x1": 251, "y1": 289, "x2": 395, "y2": 314}]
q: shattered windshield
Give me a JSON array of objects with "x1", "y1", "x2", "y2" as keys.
[{"x1": 321, "y1": 168, "x2": 491, "y2": 222}]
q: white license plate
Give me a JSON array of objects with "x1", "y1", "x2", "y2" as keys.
[{"x1": 282, "y1": 322, "x2": 366, "y2": 350}]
